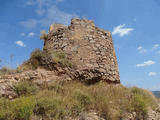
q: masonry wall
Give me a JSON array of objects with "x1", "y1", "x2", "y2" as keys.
[{"x1": 44, "y1": 19, "x2": 120, "y2": 84}]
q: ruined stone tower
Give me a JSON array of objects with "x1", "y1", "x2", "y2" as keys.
[{"x1": 44, "y1": 19, "x2": 120, "y2": 84}]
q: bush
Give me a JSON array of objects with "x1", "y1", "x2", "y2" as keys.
[
  {"x1": 17, "y1": 49, "x2": 73, "y2": 72},
  {"x1": 29, "y1": 49, "x2": 44, "y2": 69},
  {"x1": 0, "y1": 81, "x2": 158, "y2": 120},
  {"x1": 132, "y1": 94, "x2": 148, "y2": 119},
  {"x1": 0, "y1": 97, "x2": 35, "y2": 120},
  {"x1": 131, "y1": 87, "x2": 158, "y2": 110},
  {"x1": 17, "y1": 49, "x2": 45, "y2": 71},
  {"x1": 35, "y1": 98, "x2": 61, "y2": 115},
  {"x1": 13, "y1": 81, "x2": 37, "y2": 96},
  {"x1": 34, "y1": 90, "x2": 66, "y2": 119},
  {"x1": 50, "y1": 51, "x2": 73, "y2": 68},
  {"x1": 30, "y1": 49, "x2": 44, "y2": 60},
  {"x1": 76, "y1": 91, "x2": 92, "y2": 109}
]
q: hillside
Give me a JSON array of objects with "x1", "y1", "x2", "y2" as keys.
[{"x1": 0, "y1": 19, "x2": 160, "y2": 120}]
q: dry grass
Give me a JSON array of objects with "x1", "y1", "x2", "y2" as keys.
[
  {"x1": 40, "y1": 30, "x2": 48, "y2": 41},
  {"x1": 0, "y1": 81, "x2": 158, "y2": 120}
]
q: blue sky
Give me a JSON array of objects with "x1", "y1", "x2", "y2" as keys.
[{"x1": 0, "y1": 0, "x2": 160, "y2": 90}]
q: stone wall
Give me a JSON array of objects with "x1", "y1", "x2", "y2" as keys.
[{"x1": 44, "y1": 18, "x2": 120, "y2": 84}]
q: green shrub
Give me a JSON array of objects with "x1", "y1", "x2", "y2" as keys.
[
  {"x1": 0, "y1": 97, "x2": 35, "y2": 120},
  {"x1": 50, "y1": 51, "x2": 73, "y2": 68},
  {"x1": 13, "y1": 81, "x2": 37, "y2": 96},
  {"x1": 17, "y1": 49, "x2": 45, "y2": 71},
  {"x1": 132, "y1": 94, "x2": 148, "y2": 119},
  {"x1": 30, "y1": 49, "x2": 44, "y2": 61},
  {"x1": 17, "y1": 49, "x2": 73, "y2": 72},
  {"x1": 131, "y1": 87, "x2": 158, "y2": 110},
  {"x1": 0, "y1": 81, "x2": 159, "y2": 119},
  {"x1": 76, "y1": 91, "x2": 92, "y2": 109},
  {"x1": 34, "y1": 90, "x2": 66, "y2": 120},
  {"x1": 29, "y1": 49, "x2": 44, "y2": 69},
  {"x1": 34, "y1": 98, "x2": 61, "y2": 115},
  {"x1": 91, "y1": 91, "x2": 111, "y2": 119}
]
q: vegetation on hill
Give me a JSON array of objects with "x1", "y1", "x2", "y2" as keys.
[
  {"x1": 0, "y1": 81, "x2": 158, "y2": 120},
  {"x1": 17, "y1": 48, "x2": 73, "y2": 72},
  {"x1": 0, "y1": 48, "x2": 72, "y2": 75}
]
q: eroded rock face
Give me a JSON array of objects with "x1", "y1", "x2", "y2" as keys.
[
  {"x1": 0, "y1": 69, "x2": 69, "y2": 99},
  {"x1": 44, "y1": 18, "x2": 120, "y2": 84}
]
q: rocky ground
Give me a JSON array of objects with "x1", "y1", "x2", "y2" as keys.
[{"x1": 0, "y1": 68, "x2": 68, "y2": 99}]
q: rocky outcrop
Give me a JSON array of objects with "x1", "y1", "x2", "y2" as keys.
[
  {"x1": 0, "y1": 69, "x2": 69, "y2": 99},
  {"x1": 44, "y1": 18, "x2": 120, "y2": 84}
]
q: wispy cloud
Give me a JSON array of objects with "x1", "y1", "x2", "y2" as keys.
[
  {"x1": 137, "y1": 46, "x2": 147, "y2": 54},
  {"x1": 20, "y1": 19, "x2": 38, "y2": 29},
  {"x1": 136, "y1": 60, "x2": 155, "y2": 67},
  {"x1": 112, "y1": 24, "x2": 134, "y2": 37},
  {"x1": 151, "y1": 44, "x2": 159, "y2": 51},
  {"x1": 20, "y1": 32, "x2": 26, "y2": 36},
  {"x1": 148, "y1": 72, "x2": 157, "y2": 76},
  {"x1": 39, "y1": 5, "x2": 78, "y2": 27},
  {"x1": 21, "y1": 0, "x2": 78, "y2": 28},
  {"x1": 137, "y1": 44, "x2": 160, "y2": 54},
  {"x1": 15, "y1": 41, "x2": 26, "y2": 47},
  {"x1": 28, "y1": 32, "x2": 35, "y2": 37}
]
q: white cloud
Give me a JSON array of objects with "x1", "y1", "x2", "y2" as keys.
[
  {"x1": 112, "y1": 24, "x2": 134, "y2": 37},
  {"x1": 148, "y1": 72, "x2": 157, "y2": 76},
  {"x1": 136, "y1": 60, "x2": 155, "y2": 67},
  {"x1": 39, "y1": 5, "x2": 78, "y2": 27},
  {"x1": 20, "y1": 19, "x2": 38, "y2": 29},
  {"x1": 15, "y1": 41, "x2": 26, "y2": 47},
  {"x1": 154, "y1": 44, "x2": 159, "y2": 48},
  {"x1": 151, "y1": 44, "x2": 159, "y2": 51},
  {"x1": 137, "y1": 46, "x2": 147, "y2": 54},
  {"x1": 28, "y1": 32, "x2": 35, "y2": 37},
  {"x1": 20, "y1": 32, "x2": 26, "y2": 36},
  {"x1": 137, "y1": 46, "x2": 142, "y2": 50},
  {"x1": 22, "y1": 1, "x2": 78, "y2": 28}
]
